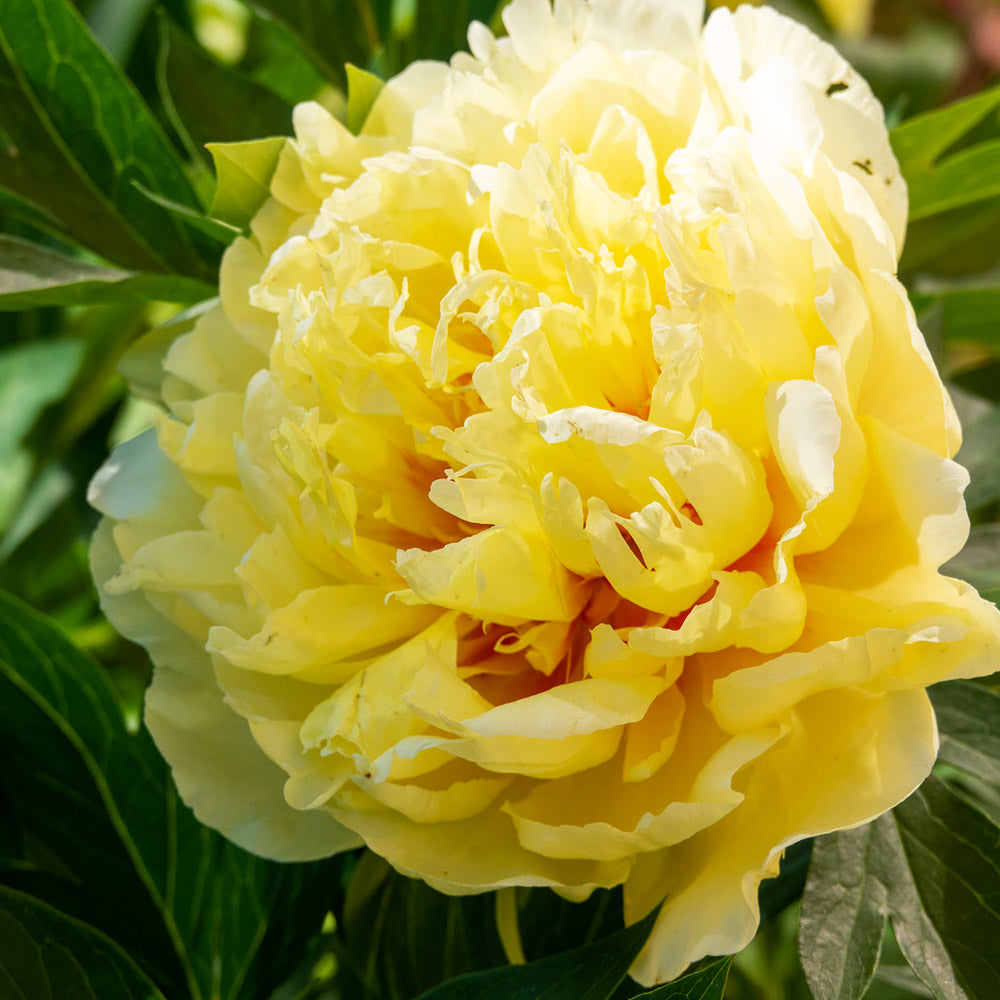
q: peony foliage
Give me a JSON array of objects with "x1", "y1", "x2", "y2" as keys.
[{"x1": 1, "y1": 1, "x2": 1000, "y2": 998}]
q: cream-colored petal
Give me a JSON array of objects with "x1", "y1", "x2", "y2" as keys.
[{"x1": 92, "y1": 518, "x2": 359, "y2": 861}]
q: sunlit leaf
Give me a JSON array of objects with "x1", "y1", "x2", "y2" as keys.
[
  {"x1": 207, "y1": 136, "x2": 286, "y2": 230},
  {"x1": 891, "y1": 85, "x2": 1000, "y2": 176},
  {"x1": 345, "y1": 62, "x2": 384, "y2": 134},
  {"x1": 890, "y1": 85, "x2": 1000, "y2": 222},
  {"x1": 907, "y1": 140, "x2": 1000, "y2": 221}
]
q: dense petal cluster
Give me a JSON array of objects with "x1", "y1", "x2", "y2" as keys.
[{"x1": 90, "y1": 0, "x2": 1000, "y2": 983}]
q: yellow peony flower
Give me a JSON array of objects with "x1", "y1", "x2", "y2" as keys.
[{"x1": 90, "y1": 0, "x2": 1000, "y2": 984}]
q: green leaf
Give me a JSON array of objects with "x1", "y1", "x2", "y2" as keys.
[
  {"x1": 890, "y1": 85, "x2": 1000, "y2": 222},
  {"x1": 129, "y1": 180, "x2": 241, "y2": 243},
  {"x1": 907, "y1": 139, "x2": 1000, "y2": 221},
  {"x1": 798, "y1": 826, "x2": 888, "y2": 1000},
  {"x1": 930, "y1": 682, "x2": 1000, "y2": 788},
  {"x1": 516, "y1": 886, "x2": 624, "y2": 962},
  {"x1": 158, "y1": 17, "x2": 293, "y2": 158},
  {"x1": 245, "y1": 0, "x2": 372, "y2": 89},
  {"x1": 345, "y1": 63, "x2": 384, "y2": 135},
  {"x1": 0, "y1": 0, "x2": 216, "y2": 277},
  {"x1": 239, "y1": 13, "x2": 330, "y2": 107},
  {"x1": 207, "y1": 136, "x2": 287, "y2": 230},
  {"x1": 628, "y1": 958, "x2": 731, "y2": 999},
  {"x1": 412, "y1": 904, "x2": 660, "y2": 1000},
  {"x1": 0, "y1": 338, "x2": 84, "y2": 459},
  {"x1": 0, "y1": 884, "x2": 167, "y2": 1000},
  {"x1": 335, "y1": 852, "x2": 507, "y2": 999},
  {"x1": 0, "y1": 234, "x2": 214, "y2": 309},
  {"x1": 888, "y1": 779, "x2": 1000, "y2": 999},
  {"x1": 0, "y1": 589, "x2": 349, "y2": 1000},
  {"x1": 891, "y1": 85, "x2": 1000, "y2": 176},
  {"x1": 900, "y1": 198, "x2": 1000, "y2": 277},
  {"x1": 758, "y1": 837, "x2": 812, "y2": 921},
  {"x1": 800, "y1": 776, "x2": 1000, "y2": 1000}
]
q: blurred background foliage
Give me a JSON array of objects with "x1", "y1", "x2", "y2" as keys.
[{"x1": 0, "y1": 1, "x2": 998, "y2": 998}]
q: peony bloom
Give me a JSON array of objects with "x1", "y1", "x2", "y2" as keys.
[{"x1": 90, "y1": 0, "x2": 1000, "y2": 984}]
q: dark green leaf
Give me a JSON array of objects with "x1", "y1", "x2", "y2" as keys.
[
  {"x1": 900, "y1": 198, "x2": 1000, "y2": 277},
  {"x1": 951, "y1": 362, "x2": 1000, "y2": 404},
  {"x1": 0, "y1": 589, "x2": 348, "y2": 1000},
  {"x1": 0, "y1": 0, "x2": 216, "y2": 277},
  {"x1": 336, "y1": 852, "x2": 507, "y2": 1000},
  {"x1": 246, "y1": 0, "x2": 371, "y2": 88},
  {"x1": 87, "y1": 0, "x2": 155, "y2": 64},
  {"x1": 798, "y1": 826, "x2": 888, "y2": 1000},
  {"x1": 888, "y1": 779, "x2": 1000, "y2": 1000},
  {"x1": 207, "y1": 137, "x2": 286, "y2": 230},
  {"x1": 129, "y1": 180, "x2": 241, "y2": 243},
  {"x1": 759, "y1": 837, "x2": 812, "y2": 921},
  {"x1": 628, "y1": 958, "x2": 731, "y2": 999},
  {"x1": 158, "y1": 17, "x2": 292, "y2": 157},
  {"x1": 930, "y1": 681, "x2": 1000, "y2": 788},
  {"x1": 239, "y1": 13, "x2": 330, "y2": 107},
  {"x1": 0, "y1": 184, "x2": 64, "y2": 237},
  {"x1": 0, "y1": 884, "x2": 167, "y2": 1000},
  {"x1": 0, "y1": 234, "x2": 214, "y2": 309},
  {"x1": 799, "y1": 753, "x2": 1000, "y2": 1000},
  {"x1": 412, "y1": 904, "x2": 660, "y2": 1000},
  {"x1": 516, "y1": 886, "x2": 623, "y2": 963}
]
